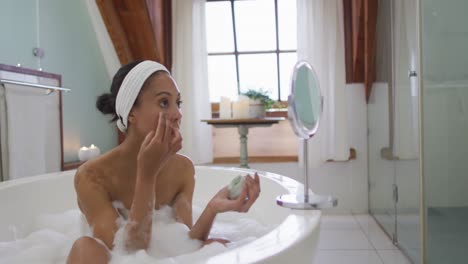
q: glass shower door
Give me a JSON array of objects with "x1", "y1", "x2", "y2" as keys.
[
  {"x1": 393, "y1": 0, "x2": 421, "y2": 262},
  {"x1": 369, "y1": 1, "x2": 421, "y2": 263},
  {"x1": 368, "y1": 0, "x2": 397, "y2": 241},
  {"x1": 422, "y1": 0, "x2": 468, "y2": 263}
]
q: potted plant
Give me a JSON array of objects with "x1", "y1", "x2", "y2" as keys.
[{"x1": 241, "y1": 89, "x2": 276, "y2": 118}]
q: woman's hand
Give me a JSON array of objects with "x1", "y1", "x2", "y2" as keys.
[
  {"x1": 208, "y1": 173, "x2": 261, "y2": 214},
  {"x1": 189, "y1": 174, "x2": 260, "y2": 243},
  {"x1": 203, "y1": 238, "x2": 230, "y2": 246},
  {"x1": 137, "y1": 112, "x2": 182, "y2": 178}
]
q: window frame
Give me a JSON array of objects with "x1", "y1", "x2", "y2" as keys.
[{"x1": 206, "y1": 0, "x2": 297, "y2": 102}]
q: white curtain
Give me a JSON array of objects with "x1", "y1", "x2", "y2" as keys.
[
  {"x1": 172, "y1": 0, "x2": 213, "y2": 164},
  {"x1": 297, "y1": 0, "x2": 349, "y2": 168}
]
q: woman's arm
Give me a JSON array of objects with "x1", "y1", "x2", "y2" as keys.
[
  {"x1": 123, "y1": 170, "x2": 157, "y2": 251},
  {"x1": 172, "y1": 176, "x2": 220, "y2": 241},
  {"x1": 76, "y1": 166, "x2": 160, "y2": 251},
  {"x1": 173, "y1": 169, "x2": 261, "y2": 242},
  {"x1": 188, "y1": 203, "x2": 217, "y2": 241},
  {"x1": 125, "y1": 113, "x2": 182, "y2": 251},
  {"x1": 75, "y1": 168, "x2": 120, "y2": 250},
  {"x1": 171, "y1": 160, "x2": 218, "y2": 241}
]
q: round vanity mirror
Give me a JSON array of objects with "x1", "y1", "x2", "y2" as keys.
[
  {"x1": 277, "y1": 61, "x2": 338, "y2": 210},
  {"x1": 288, "y1": 61, "x2": 322, "y2": 139}
]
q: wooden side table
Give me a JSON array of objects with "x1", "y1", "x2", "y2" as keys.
[{"x1": 202, "y1": 117, "x2": 285, "y2": 168}]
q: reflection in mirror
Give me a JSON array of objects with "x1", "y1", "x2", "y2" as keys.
[
  {"x1": 292, "y1": 62, "x2": 321, "y2": 136},
  {"x1": 277, "y1": 61, "x2": 337, "y2": 210}
]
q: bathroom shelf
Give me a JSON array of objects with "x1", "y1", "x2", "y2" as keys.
[{"x1": 62, "y1": 161, "x2": 85, "y2": 171}]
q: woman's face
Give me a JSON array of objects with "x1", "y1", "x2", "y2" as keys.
[{"x1": 128, "y1": 72, "x2": 182, "y2": 138}]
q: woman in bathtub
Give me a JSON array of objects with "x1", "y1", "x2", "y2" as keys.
[{"x1": 67, "y1": 60, "x2": 261, "y2": 264}]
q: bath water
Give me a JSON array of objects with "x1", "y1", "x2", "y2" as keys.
[{"x1": 0, "y1": 204, "x2": 271, "y2": 264}]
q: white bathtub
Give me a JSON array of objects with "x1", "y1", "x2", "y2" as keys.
[{"x1": 0, "y1": 166, "x2": 321, "y2": 263}]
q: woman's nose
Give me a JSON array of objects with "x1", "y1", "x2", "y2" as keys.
[{"x1": 168, "y1": 108, "x2": 182, "y2": 123}]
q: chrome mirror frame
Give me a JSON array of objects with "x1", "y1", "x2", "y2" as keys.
[{"x1": 287, "y1": 61, "x2": 322, "y2": 139}]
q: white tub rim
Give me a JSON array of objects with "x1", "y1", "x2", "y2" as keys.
[
  {"x1": 193, "y1": 166, "x2": 321, "y2": 263},
  {"x1": 0, "y1": 166, "x2": 321, "y2": 263}
]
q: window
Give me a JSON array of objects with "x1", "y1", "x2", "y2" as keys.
[{"x1": 205, "y1": 0, "x2": 297, "y2": 102}]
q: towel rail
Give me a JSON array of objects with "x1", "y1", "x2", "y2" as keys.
[{"x1": 0, "y1": 79, "x2": 71, "y2": 93}]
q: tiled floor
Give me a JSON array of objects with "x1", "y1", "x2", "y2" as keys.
[{"x1": 312, "y1": 214, "x2": 412, "y2": 264}]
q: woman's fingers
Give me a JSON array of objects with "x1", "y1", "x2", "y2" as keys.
[
  {"x1": 240, "y1": 175, "x2": 260, "y2": 212},
  {"x1": 209, "y1": 173, "x2": 261, "y2": 214},
  {"x1": 204, "y1": 238, "x2": 230, "y2": 246},
  {"x1": 253, "y1": 173, "x2": 261, "y2": 194},
  {"x1": 154, "y1": 112, "x2": 166, "y2": 143},
  {"x1": 240, "y1": 177, "x2": 254, "y2": 212},
  {"x1": 164, "y1": 118, "x2": 172, "y2": 143},
  {"x1": 234, "y1": 185, "x2": 249, "y2": 211},
  {"x1": 251, "y1": 173, "x2": 261, "y2": 197},
  {"x1": 211, "y1": 174, "x2": 262, "y2": 213},
  {"x1": 142, "y1": 130, "x2": 154, "y2": 148},
  {"x1": 169, "y1": 127, "x2": 182, "y2": 154}
]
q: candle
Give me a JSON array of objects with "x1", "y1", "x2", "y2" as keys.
[
  {"x1": 219, "y1": 97, "x2": 232, "y2": 119},
  {"x1": 88, "y1": 144, "x2": 101, "y2": 159},
  {"x1": 78, "y1": 146, "x2": 90, "y2": 161},
  {"x1": 239, "y1": 95, "x2": 250, "y2": 118},
  {"x1": 232, "y1": 96, "x2": 250, "y2": 119},
  {"x1": 232, "y1": 101, "x2": 242, "y2": 119}
]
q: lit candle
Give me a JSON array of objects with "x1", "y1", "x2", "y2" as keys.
[
  {"x1": 78, "y1": 146, "x2": 90, "y2": 161},
  {"x1": 88, "y1": 144, "x2": 101, "y2": 159}
]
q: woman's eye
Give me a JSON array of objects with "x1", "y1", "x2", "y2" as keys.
[
  {"x1": 159, "y1": 99, "x2": 169, "y2": 108},
  {"x1": 177, "y1": 100, "x2": 183, "y2": 108}
]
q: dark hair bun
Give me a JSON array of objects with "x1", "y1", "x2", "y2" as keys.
[{"x1": 96, "y1": 93, "x2": 116, "y2": 117}]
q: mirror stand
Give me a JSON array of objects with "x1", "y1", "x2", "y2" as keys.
[
  {"x1": 276, "y1": 139, "x2": 338, "y2": 209},
  {"x1": 276, "y1": 60, "x2": 337, "y2": 210}
]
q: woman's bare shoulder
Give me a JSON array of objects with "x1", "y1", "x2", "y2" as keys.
[
  {"x1": 162, "y1": 154, "x2": 195, "y2": 184},
  {"x1": 172, "y1": 154, "x2": 195, "y2": 173},
  {"x1": 74, "y1": 162, "x2": 103, "y2": 192},
  {"x1": 74, "y1": 151, "x2": 116, "y2": 190},
  {"x1": 172, "y1": 154, "x2": 195, "y2": 177}
]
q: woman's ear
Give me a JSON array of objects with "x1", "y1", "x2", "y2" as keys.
[{"x1": 128, "y1": 109, "x2": 136, "y2": 124}]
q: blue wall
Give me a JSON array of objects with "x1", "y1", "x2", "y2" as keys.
[{"x1": 0, "y1": 0, "x2": 117, "y2": 162}]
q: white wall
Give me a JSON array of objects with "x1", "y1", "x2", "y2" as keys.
[{"x1": 209, "y1": 84, "x2": 368, "y2": 214}]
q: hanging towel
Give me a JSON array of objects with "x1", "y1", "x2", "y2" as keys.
[
  {"x1": 0, "y1": 85, "x2": 8, "y2": 181},
  {"x1": 3, "y1": 83, "x2": 61, "y2": 180}
]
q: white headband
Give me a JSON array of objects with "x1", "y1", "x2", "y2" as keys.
[{"x1": 115, "y1": 60, "x2": 169, "y2": 133}]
